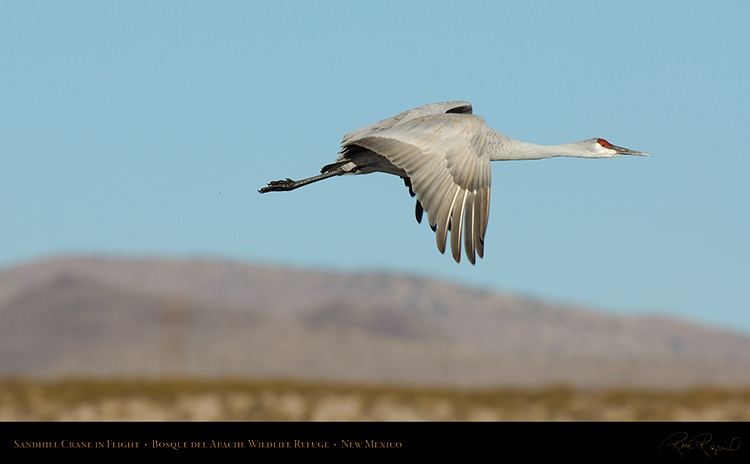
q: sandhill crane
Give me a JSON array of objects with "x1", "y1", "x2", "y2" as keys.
[{"x1": 259, "y1": 101, "x2": 651, "y2": 264}]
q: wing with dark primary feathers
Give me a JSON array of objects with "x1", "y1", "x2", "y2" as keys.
[{"x1": 336, "y1": 102, "x2": 491, "y2": 264}]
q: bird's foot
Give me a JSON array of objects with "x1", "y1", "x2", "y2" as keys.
[{"x1": 258, "y1": 178, "x2": 297, "y2": 193}]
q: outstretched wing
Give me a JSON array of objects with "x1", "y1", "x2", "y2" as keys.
[
  {"x1": 347, "y1": 112, "x2": 491, "y2": 264},
  {"x1": 341, "y1": 101, "x2": 473, "y2": 147}
]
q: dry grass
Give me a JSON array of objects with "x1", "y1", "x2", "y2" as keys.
[{"x1": 1, "y1": 378, "x2": 749, "y2": 421}]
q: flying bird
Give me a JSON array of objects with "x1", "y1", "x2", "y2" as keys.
[{"x1": 259, "y1": 101, "x2": 651, "y2": 264}]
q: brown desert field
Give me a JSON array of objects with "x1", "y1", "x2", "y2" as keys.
[{"x1": 2, "y1": 378, "x2": 750, "y2": 421}]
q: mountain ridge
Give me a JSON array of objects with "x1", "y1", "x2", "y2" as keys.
[{"x1": 1, "y1": 255, "x2": 749, "y2": 388}]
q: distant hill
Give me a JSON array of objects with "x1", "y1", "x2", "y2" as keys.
[{"x1": 2, "y1": 255, "x2": 750, "y2": 388}]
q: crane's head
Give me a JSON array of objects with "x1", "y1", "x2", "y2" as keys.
[{"x1": 591, "y1": 138, "x2": 652, "y2": 158}]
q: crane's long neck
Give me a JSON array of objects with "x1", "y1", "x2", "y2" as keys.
[{"x1": 486, "y1": 130, "x2": 591, "y2": 161}]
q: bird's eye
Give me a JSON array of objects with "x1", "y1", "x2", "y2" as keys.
[{"x1": 597, "y1": 138, "x2": 614, "y2": 148}]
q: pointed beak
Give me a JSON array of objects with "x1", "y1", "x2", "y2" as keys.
[{"x1": 615, "y1": 145, "x2": 652, "y2": 157}]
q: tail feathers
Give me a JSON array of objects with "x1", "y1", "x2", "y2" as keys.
[{"x1": 321, "y1": 159, "x2": 350, "y2": 174}]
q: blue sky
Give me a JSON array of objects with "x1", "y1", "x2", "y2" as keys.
[{"x1": 2, "y1": 1, "x2": 748, "y2": 334}]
